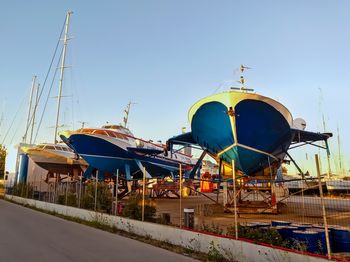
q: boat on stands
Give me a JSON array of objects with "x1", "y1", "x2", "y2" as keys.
[
  {"x1": 60, "y1": 104, "x2": 195, "y2": 179},
  {"x1": 168, "y1": 65, "x2": 332, "y2": 178},
  {"x1": 21, "y1": 143, "x2": 86, "y2": 175},
  {"x1": 326, "y1": 176, "x2": 350, "y2": 194}
]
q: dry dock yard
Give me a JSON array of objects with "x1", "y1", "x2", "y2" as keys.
[
  {"x1": 2, "y1": 1, "x2": 350, "y2": 262},
  {"x1": 2, "y1": 11, "x2": 348, "y2": 261},
  {"x1": 154, "y1": 193, "x2": 350, "y2": 230},
  {"x1": 4, "y1": 177, "x2": 350, "y2": 262}
]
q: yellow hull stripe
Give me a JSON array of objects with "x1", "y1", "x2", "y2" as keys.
[{"x1": 188, "y1": 91, "x2": 293, "y2": 126}]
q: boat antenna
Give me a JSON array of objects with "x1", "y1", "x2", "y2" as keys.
[
  {"x1": 54, "y1": 11, "x2": 72, "y2": 144},
  {"x1": 123, "y1": 102, "x2": 135, "y2": 128},
  {"x1": 230, "y1": 64, "x2": 254, "y2": 92},
  {"x1": 240, "y1": 64, "x2": 252, "y2": 92},
  {"x1": 78, "y1": 121, "x2": 87, "y2": 128}
]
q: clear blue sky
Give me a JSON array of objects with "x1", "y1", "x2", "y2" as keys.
[{"x1": 1, "y1": 0, "x2": 349, "y2": 174}]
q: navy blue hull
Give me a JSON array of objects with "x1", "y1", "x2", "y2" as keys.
[
  {"x1": 191, "y1": 99, "x2": 292, "y2": 175},
  {"x1": 63, "y1": 134, "x2": 180, "y2": 178}
]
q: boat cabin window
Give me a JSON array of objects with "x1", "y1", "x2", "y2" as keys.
[
  {"x1": 102, "y1": 124, "x2": 134, "y2": 136},
  {"x1": 78, "y1": 128, "x2": 95, "y2": 134},
  {"x1": 92, "y1": 130, "x2": 108, "y2": 136},
  {"x1": 115, "y1": 133, "x2": 127, "y2": 140},
  {"x1": 102, "y1": 124, "x2": 120, "y2": 130},
  {"x1": 104, "y1": 130, "x2": 117, "y2": 138}
]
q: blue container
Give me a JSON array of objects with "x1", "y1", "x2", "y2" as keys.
[
  {"x1": 254, "y1": 222, "x2": 271, "y2": 228},
  {"x1": 300, "y1": 223, "x2": 313, "y2": 227},
  {"x1": 271, "y1": 220, "x2": 291, "y2": 227},
  {"x1": 292, "y1": 230, "x2": 319, "y2": 253},
  {"x1": 312, "y1": 224, "x2": 325, "y2": 229},
  {"x1": 332, "y1": 228, "x2": 350, "y2": 253},
  {"x1": 245, "y1": 223, "x2": 258, "y2": 229},
  {"x1": 290, "y1": 223, "x2": 312, "y2": 231},
  {"x1": 17, "y1": 153, "x2": 29, "y2": 184},
  {"x1": 309, "y1": 228, "x2": 332, "y2": 255},
  {"x1": 277, "y1": 226, "x2": 299, "y2": 239}
]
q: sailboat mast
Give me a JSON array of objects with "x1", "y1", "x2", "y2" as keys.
[
  {"x1": 337, "y1": 125, "x2": 343, "y2": 174},
  {"x1": 54, "y1": 11, "x2": 72, "y2": 144},
  {"x1": 24, "y1": 75, "x2": 37, "y2": 143},
  {"x1": 29, "y1": 83, "x2": 40, "y2": 144},
  {"x1": 322, "y1": 115, "x2": 332, "y2": 179}
]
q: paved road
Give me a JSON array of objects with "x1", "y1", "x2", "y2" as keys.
[{"x1": 0, "y1": 200, "x2": 197, "y2": 262}]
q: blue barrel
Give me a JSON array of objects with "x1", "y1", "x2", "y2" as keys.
[
  {"x1": 292, "y1": 230, "x2": 319, "y2": 253},
  {"x1": 245, "y1": 223, "x2": 258, "y2": 229},
  {"x1": 300, "y1": 223, "x2": 313, "y2": 228},
  {"x1": 332, "y1": 228, "x2": 350, "y2": 253},
  {"x1": 312, "y1": 224, "x2": 325, "y2": 229},
  {"x1": 277, "y1": 226, "x2": 299, "y2": 239},
  {"x1": 271, "y1": 220, "x2": 291, "y2": 227},
  {"x1": 254, "y1": 222, "x2": 271, "y2": 228},
  {"x1": 290, "y1": 223, "x2": 312, "y2": 231},
  {"x1": 309, "y1": 228, "x2": 332, "y2": 255},
  {"x1": 17, "y1": 154, "x2": 29, "y2": 184},
  {"x1": 275, "y1": 226, "x2": 286, "y2": 237}
]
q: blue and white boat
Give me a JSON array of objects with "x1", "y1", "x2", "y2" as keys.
[{"x1": 59, "y1": 123, "x2": 195, "y2": 180}]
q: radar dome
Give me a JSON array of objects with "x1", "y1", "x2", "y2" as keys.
[{"x1": 292, "y1": 118, "x2": 306, "y2": 130}]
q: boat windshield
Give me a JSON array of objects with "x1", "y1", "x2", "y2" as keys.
[
  {"x1": 37, "y1": 144, "x2": 73, "y2": 152},
  {"x1": 76, "y1": 127, "x2": 132, "y2": 140},
  {"x1": 101, "y1": 124, "x2": 134, "y2": 136}
]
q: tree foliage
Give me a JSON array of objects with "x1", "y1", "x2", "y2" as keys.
[
  {"x1": 81, "y1": 182, "x2": 112, "y2": 212},
  {"x1": 122, "y1": 193, "x2": 157, "y2": 221},
  {"x1": 0, "y1": 145, "x2": 6, "y2": 179}
]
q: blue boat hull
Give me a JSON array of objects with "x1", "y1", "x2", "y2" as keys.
[
  {"x1": 190, "y1": 97, "x2": 292, "y2": 175},
  {"x1": 62, "y1": 133, "x2": 180, "y2": 179}
]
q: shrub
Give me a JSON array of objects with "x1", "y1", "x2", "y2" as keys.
[
  {"x1": 57, "y1": 193, "x2": 78, "y2": 207},
  {"x1": 226, "y1": 224, "x2": 283, "y2": 246},
  {"x1": 12, "y1": 183, "x2": 33, "y2": 198},
  {"x1": 155, "y1": 213, "x2": 171, "y2": 225},
  {"x1": 81, "y1": 182, "x2": 112, "y2": 212},
  {"x1": 199, "y1": 222, "x2": 223, "y2": 235},
  {"x1": 208, "y1": 241, "x2": 224, "y2": 262},
  {"x1": 122, "y1": 193, "x2": 156, "y2": 221}
]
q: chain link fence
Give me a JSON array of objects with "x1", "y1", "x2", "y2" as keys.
[{"x1": 4, "y1": 159, "x2": 350, "y2": 260}]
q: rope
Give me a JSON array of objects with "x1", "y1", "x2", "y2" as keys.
[
  {"x1": 33, "y1": 48, "x2": 63, "y2": 143},
  {"x1": 1, "y1": 95, "x2": 26, "y2": 144},
  {"x1": 22, "y1": 17, "x2": 66, "y2": 143}
]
